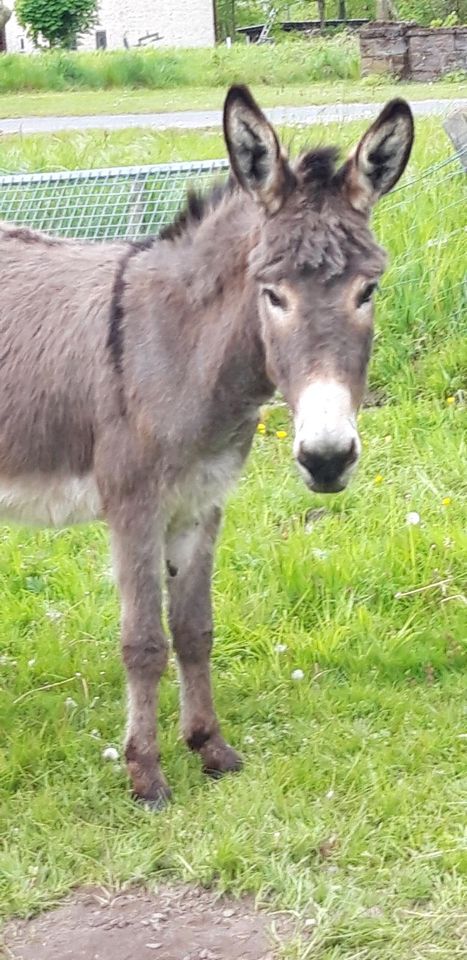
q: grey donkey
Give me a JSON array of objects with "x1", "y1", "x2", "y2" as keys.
[{"x1": 0, "y1": 85, "x2": 414, "y2": 807}]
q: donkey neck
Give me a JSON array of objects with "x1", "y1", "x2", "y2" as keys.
[
  {"x1": 139, "y1": 193, "x2": 273, "y2": 450},
  {"x1": 186, "y1": 194, "x2": 273, "y2": 413}
]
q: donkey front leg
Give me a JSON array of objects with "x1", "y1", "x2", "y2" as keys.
[
  {"x1": 166, "y1": 507, "x2": 242, "y2": 778},
  {"x1": 110, "y1": 500, "x2": 171, "y2": 809}
]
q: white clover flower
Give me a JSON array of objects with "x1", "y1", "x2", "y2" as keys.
[
  {"x1": 406, "y1": 511, "x2": 420, "y2": 526},
  {"x1": 291, "y1": 669, "x2": 304, "y2": 681},
  {"x1": 102, "y1": 746, "x2": 119, "y2": 762},
  {"x1": 274, "y1": 643, "x2": 288, "y2": 654},
  {"x1": 45, "y1": 606, "x2": 63, "y2": 621}
]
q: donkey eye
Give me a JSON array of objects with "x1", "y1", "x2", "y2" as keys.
[
  {"x1": 263, "y1": 287, "x2": 286, "y2": 310},
  {"x1": 357, "y1": 282, "x2": 378, "y2": 308}
]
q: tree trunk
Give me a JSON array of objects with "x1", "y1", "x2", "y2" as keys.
[
  {"x1": 318, "y1": 0, "x2": 325, "y2": 32},
  {"x1": 375, "y1": 0, "x2": 399, "y2": 20},
  {"x1": 0, "y1": 2, "x2": 12, "y2": 32}
]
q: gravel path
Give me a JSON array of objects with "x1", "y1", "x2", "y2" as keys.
[{"x1": 0, "y1": 98, "x2": 464, "y2": 135}]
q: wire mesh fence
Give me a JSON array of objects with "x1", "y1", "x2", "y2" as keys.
[
  {"x1": 0, "y1": 160, "x2": 230, "y2": 242},
  {"x1": 0, "y1": 150, "x2": 465, "y2": 333},
  {"x1": 0, "y1": 144, "x2": 464, "y2": 405},
  {"x1": 0, "y1": 149, "x2": 465, "y2": 244}
]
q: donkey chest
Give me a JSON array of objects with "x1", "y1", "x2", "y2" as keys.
[
  {"x1": 0, "y1": 473, "x2": 102, "y2": 527},
  {"x1": 168, "y1": 447, "x2": 246, "y2": 527}
]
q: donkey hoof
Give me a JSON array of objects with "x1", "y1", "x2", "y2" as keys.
[
  {"x1": 136, "y1": 785, "x2": 172, "y2": 813},
  {"x1": 201, "y1": 739, "x2": 243, "y2": 779}
]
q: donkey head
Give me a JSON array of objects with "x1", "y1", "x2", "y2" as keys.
[{"x1": 223, "y1": 86, "x2": 414, "y2": 493}]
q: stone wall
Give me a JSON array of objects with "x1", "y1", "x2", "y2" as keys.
[
  {"x1": 360, "y1": 23, "x2": 467, "y2": 80},
  {"x1": 359, "y1": 22, "x2": 410, "y2": 78}
]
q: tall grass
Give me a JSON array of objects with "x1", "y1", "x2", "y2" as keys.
[{"x1": 0, "y1": 36, "x2": 360, "y2": 94}]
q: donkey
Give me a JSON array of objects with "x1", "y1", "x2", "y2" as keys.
[{"x1": 0, "y1": 86, "x2": 413, "y2": 807}]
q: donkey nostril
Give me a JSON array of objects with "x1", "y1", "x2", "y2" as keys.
[{"x1": 298, "y1": 438, "x2": 358, "y2": 485}]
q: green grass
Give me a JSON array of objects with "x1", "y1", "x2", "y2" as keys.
[
  {"x1": 0, "y1": 398, "x2": 466, "y2": 957},
  {"x1": 0, "y1": 78, "x2": 464, "y2": 119},
  {"x1": 0, "y1": 115, "x2": 456, "y2": 173},
  {"x1": 0, "y1": 37, "x2": 360, "y2": 94},
  {"x1": 0, "y1": 114, "x2": 466, "y2": 957}
]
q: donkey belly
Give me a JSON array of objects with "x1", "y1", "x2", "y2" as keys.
[{"x1": 0, "y1": 473, "x2": 102, "y2": 527}]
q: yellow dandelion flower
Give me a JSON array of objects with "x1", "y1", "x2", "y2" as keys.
[
  {"x1": 374, "y1": 474, "x2": 384, "y2": 485},
  {"x1": 446, "y1": 396, "x2": 455, "y2": 405},
  {"x1": 276, "y1": 430, "x2": 288, "y2": 439},
  {"x1": 442, "y1": 496, "x2": 452, "y2": 506},
  {"x1": 256, "y1": 422, "x2": 266, "y2": 434}
]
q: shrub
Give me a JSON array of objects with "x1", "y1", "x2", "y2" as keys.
[
  {"x1": 16, "y1": 0, "x2": 98, "y2": 49},
  {"x1": 0, "y1": 36, "x2": 360, "y2": 94}
]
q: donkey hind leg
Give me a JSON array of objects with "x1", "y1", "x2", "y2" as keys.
[
  {"x1": 110, "y1": 500, "x2": 171, "y2": 810},
  {"x1": 166, "y1": 507, "x2": 242, "y2": 778}
]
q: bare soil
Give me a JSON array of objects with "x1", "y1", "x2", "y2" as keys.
[{"x1": 3, "y1": 885, "x2": 297, "y2": 960}]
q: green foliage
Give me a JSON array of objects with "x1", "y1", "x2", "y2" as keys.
[
  {"x1": 217, "y1": 0, "x2": 467, "y2": 31},
  {"x1": 0, "y1": 36, "x2": 359, "y2": 93},
  {"x1": 430, "y1": 8, "x2": 459, "y2": 21},
  {"x1": 16, "y1": 0, "x2": 98, "y2": 49},
  {"x1": 397, "y1": 0, "x2": 466, "y2": 23}
]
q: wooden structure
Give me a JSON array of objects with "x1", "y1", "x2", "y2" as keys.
[{"x1": 237, "y1": 3, "x2": 368, "y2": 42}]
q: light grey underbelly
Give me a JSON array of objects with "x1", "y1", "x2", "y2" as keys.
[
  {"x1": 0, "y1": 473, "x2": 102, "y2": 527},
  {"x1": 0, "y1": 446, "x2": 245, "y2": 530}
]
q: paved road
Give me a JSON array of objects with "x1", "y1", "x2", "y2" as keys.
[{"x1": 1, "y1": 98, "x2": 465, "y2": 135}]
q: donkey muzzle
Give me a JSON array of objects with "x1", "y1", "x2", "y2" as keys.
[
  {"x1": 293, "y1": 380, "x2": 361, "y2": 494},
  {"x1": 296, "y1": 438, "x2": 359, "y2": 493}
]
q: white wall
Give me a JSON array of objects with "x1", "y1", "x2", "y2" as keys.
[
  {"x1": 5, "y1": 0, "x2": 215, "y2": 53},
  {"x1": 5, "y1": 8, "x2": 34, "y2": 53}
]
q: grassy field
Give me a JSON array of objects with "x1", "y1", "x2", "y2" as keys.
[
  {"x1": 0, "y1": 38, "x2": 360, "y2": 94},
  {"x1": 0, "y1": 78, "x2": 464, "y2": 119},
  {"x1": 0, "y1": 114, "x2": 466, "y2": 957}
]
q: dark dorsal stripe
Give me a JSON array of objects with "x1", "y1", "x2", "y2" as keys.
[{"x1": 107, "y1": 237, "x2": 156, "y2": 415}]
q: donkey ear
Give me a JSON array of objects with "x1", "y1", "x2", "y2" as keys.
[
  {"x1": 343, "y1": 99, "x2": 414, "y2": 212},
  {"x1": 223, "y1": 84, "x2": 294, "y2": 215}
]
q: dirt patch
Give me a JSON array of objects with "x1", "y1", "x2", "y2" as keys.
[{"x1": 3, "y1": 885, "x2": 297, "y2": 960}]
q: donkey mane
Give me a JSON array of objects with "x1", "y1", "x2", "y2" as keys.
[
  {"x1": 159, "y1": 148, "x2": 341, "y2": 247},
  {"x1": 294, "y1": 146, "x2": 340, "y2": 189},
  {"x1": 159, "y1": 177, "x2": 235, "y2": 242}
]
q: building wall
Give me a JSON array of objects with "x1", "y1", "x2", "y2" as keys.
[
  {"x1": 4, "y1": 0, "x2": 215, "y2": 53},
  {"x1": 5, "y1": 8, "x2": 34, "y2": 53}
]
